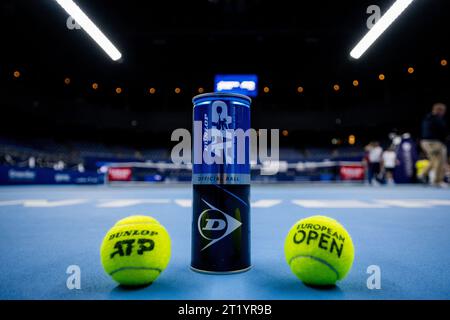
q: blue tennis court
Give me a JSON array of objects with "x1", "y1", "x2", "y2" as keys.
[{"x1": 1, "y1": 184, "x2": 449, "y2": 300}]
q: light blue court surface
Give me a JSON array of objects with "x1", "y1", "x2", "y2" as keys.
[{"x1": 1, "y1": 184, "x2": 450, "y2": 300}]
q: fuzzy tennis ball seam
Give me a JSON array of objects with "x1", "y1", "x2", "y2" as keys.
[
  {"x1": 288, "y1": 254, "x2": 340, "y2": 281},
  {"x1": 109, "y1": 266, "x2": 163, "y2": 276}
]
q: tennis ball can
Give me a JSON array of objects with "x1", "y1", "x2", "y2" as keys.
[{"x1": 191, "y1": 92, "x2": 251, "y2": 273}]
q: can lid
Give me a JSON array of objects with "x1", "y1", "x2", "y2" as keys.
[{"x1": 192, "y1": 92, "x2": 252, "y2": 105}]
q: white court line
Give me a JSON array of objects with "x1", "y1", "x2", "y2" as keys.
[
  {"x1": 97, "y1": 199, "x2": 171, "y2": 208},
  {"x1": 23, "y1": 199, "x2": 88, "y2": 207},
  {"x1": 1, "y1": 198, "x2": 449, "y2": 209},
  {"x1": 0, "y1": 200, "x2": 33, "y2": 206},
  {"x1": 427, "y1": 200, "x2": 450, "y2": 206},
  {"x1": 375, "y1": 199, "x2": 434, "y2": 208},
  {"x1": 174, "y1": 199, "x2": 192, "y2": 208},
  {"x1": 174, "y1": 199, "x2": 282, "y2": 208},
  {"x1": 292, "y1": 200, "x2": 388, "y2": 208},
  {"x1": 251, "y1": 200, "x2": 282, "y2": 208}
]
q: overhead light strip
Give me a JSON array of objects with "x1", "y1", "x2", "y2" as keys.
[
  {"x1": 350, "y1": 0, "x2": 415, "y2": 59},
  {"x1": 55, "y1": 0, "x2": 122, "y2": 61}
]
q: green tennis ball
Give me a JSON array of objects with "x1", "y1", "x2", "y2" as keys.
[
  {"x1": 100, "y1": 215, "x2": 171, "y2": 286},
  {"x1": 284, "y1": 215, "x2": 354, "y2": 286},
  {"x1": 114, "y1": 215, "x2": 160, "y2": 227}
]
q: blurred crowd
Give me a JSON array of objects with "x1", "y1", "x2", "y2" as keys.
[
  {"x1": 364, "y1": 102, "x2": 449, "y2": 188},
  {"x1": 1, "y1": 102, "x2": 447, "y2": 185},
  {"x1": 0, "y1": 144, "x2": 84, "y2": 172}
]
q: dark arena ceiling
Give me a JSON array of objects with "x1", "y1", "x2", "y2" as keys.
[{"x1": 1, "y1": 0, "x2": 449, "y2": 146}]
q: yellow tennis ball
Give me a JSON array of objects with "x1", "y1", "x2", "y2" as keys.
[
  {"x1": 100, "y1": 215, "x2": 171, "y2": 286},
  {"x1": 284, "y1": 215, "x2": 354, "y2": 286},
  {"x1": 114, "y1": 215, "x2": 160, "y2": 226}
]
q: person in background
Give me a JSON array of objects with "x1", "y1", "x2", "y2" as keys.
[
  {"x1": 28, "y1": 156, "x2": 36, "y2": 169},
  {"x1": 364, "y1": 141, "x2": 383, "y2": 185},
  {"x1": 53, "y1": 160, "x2": 65, "y2": 171},
  {"x1": 420, "y1": 102, "x2": 448, "y2": 187},
  {"x1": 381, "y1": 146, "x2": 398, "y2": 185},
  {"x1": 4, "y1": 154, "x2": 14, "y2": 166},
  {"x1": 416, "y1": 157, "x2": 430, "y2": 182},
  {"x1": 77, "y1": 163, "x2": 85, "y2": 173}
]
